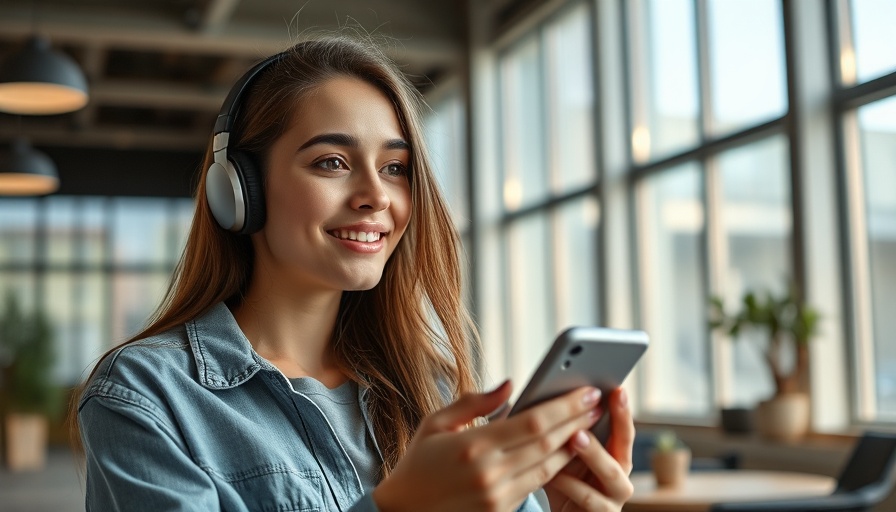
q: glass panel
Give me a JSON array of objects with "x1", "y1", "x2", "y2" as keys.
[
  {"x1": 73, "y1": 271, "x2": 107, "y2": 380},
  {"x1": 43, "y1": 271, "x2": 76, "y2": 384},
  {"x1": 168, "y1": 198, "x2": 195, "y2": 263},
  {"x1": 553, "y1": 196, "x2": 600, "y2": 329},
  {"x1": 46, "y1": 197, "x2": 77, "y2": 265},
  {"x1": 424, "y1": 92, "x2": 469, "y2": 229},
  {"x1": 632, "y1": 0, "x2": 700, "y2": 162},
  {"x1": 110, "y1": 272, "x2": 169, "y2": 344},
  {"x1": 546, "y1": 3, "x2": 596, "y2": 191},
  {"x1": 78, "y1": 197, "x2": 108, "y2": 264},
  {"x1": 500, "y1": 37, "x2": 547, "y2": 210},
  {"x1": 0, "y1": 199, "x2": 37, "y2": 264},
  {"x1": 707, "y1": 0, "x2": 787, "y2": 135},
  {"x1": 857, "y1": 96, "x2": 896, "y2": 420},
  {"x1": 849, "y1": 0, "x2": 896, "y2": 83},
  {"x1": 638, "y1": 163, "x2": 710, "y2": 415},
  {"x1": 111, "y1": 198, "x2": 170, "y2": 265},
  {"x1": 0, "y1": 271, "x2": 36, "y2": 313},
  {"x1": 0, "y1": 271, "x2": 37, "y2": 395},
  {"x1": 718, "y1": 136, "x2": 792, "y2": 406},
  {"x1": 506, "y1": 214, "x2": 552, "y2": 389}
]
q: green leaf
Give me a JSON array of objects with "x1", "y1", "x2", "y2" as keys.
[{"x1": 0, "y1": 290, "x2": 59, "y2": 416}]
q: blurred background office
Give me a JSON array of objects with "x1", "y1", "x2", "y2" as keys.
[{"x1": 0, "y1": 0, "x2": 894, "y2": 510}]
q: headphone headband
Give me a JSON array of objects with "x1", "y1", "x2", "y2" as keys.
[{"x1": 213, "y1": 51, "x2": 288, "y2": 136}]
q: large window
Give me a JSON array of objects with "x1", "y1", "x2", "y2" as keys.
[
  {"x1": 706, "y1": 0, "x2": 787, "y2": 135},
  {"x1": 836, "y1": 0, "x2": 896, "y2": 423},
  {"x1": 424, "y1": 90, "x2": 469, "y2": 232},
  {"x1": 840, "y1": 0, "x2": 896, "y2": 84},
  {"x1": 717, "y1": 136, "x2": 792, "y2": 407},
  {"x1": 629, "y1": 0, "x2": 790, "y2": 417},
  {"x1": 637, "y1": 164, "x2": 708, "y2": 415},
  {"x1": 854, "y1": 98, "x2": 896, "y2": 421},
  {"x1": 495, "y1": 2, "x2": 600, "y2": 383},
  {"x1": 0, "y1": 196, "x2": 193, "y2": 385},
  {"x1": 462, "y1": 0, "x2": 896, "y2": 429}
]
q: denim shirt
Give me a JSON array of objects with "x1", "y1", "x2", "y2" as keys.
[{"x1": 79, "y1": 302, "x2": 542, "y2": 512}]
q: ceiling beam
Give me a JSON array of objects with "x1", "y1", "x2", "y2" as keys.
[
  {"x1": 89, "y1": 81, "x2": 226, "y2": 111},
  {"x1": 199, "y1": 0, "x2": 242, "y2": 33},
  {"x1": 0, "y1": 124, "x2": 208, "y2": 152},
  {"x1": 0, "y1": 6, "x2": 460, "y2": 65}
]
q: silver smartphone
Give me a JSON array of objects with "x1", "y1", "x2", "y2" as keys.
[{"x1": 506, "y1": 326, "x2": 649, "y2": 444}]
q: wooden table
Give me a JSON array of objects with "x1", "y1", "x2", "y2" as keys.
[{"x1": 623, "y1": 470, "x2": 836, "y2": 512}]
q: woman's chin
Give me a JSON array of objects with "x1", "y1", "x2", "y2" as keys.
[{"x1": 343, "y1": 275, "x2": 385, "y2": 292}]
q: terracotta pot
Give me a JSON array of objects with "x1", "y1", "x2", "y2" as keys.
[
  {"x1": 651, "y1": 448, "x2": 691, "y2": 488},
  {"x1": 4, "y1": 413, "x2": 48, "y2": 471},
  {"x1": 755, "y1": 393, "x2": 810, "y2": 442}
]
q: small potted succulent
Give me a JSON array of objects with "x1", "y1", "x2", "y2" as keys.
[{"x1": 650, "y1": 430, "x2": 691, "y2": 488}]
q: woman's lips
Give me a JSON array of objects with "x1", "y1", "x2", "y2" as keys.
[{"x1": 328, "y1": 229, "x2": 387, "y2": 253}]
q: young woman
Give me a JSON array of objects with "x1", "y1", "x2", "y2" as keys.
[{"x1": 77, "y1": 35, "x2": 635, "y2": 511}]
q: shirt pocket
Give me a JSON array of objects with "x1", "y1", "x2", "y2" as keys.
[{"x1": 215, "y1": 463, "x2": 326, "y2": 512}]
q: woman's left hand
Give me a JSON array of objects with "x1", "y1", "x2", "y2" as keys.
[{"x1": 543, "y1": 388, "x2": 635, "y2": 511}]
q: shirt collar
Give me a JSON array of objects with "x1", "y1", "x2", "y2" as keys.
[{"x1": 186, "y1": 302, "x2": 276, "y2": 389}]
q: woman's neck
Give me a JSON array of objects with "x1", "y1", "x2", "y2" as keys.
[{"x1": 231, "y1": 275, "x2": 346, "y2": 387}]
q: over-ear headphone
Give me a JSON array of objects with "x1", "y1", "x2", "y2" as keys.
[{"x1": 205, "y1": 52, "x2": 286, "y2": 234}]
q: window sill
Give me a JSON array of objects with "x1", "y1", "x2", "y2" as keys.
[{"x1": 634, "y1": 420, "x2": 857, "y2": 476}]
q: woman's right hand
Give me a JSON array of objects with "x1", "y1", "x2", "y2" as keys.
[{"x1": 372, "y1": 380, "x2": 602, "y2": 512}]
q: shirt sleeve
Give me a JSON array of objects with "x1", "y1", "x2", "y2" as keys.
[
  {"x1": 79, "y1": 391, "x2": 221, "y2": 511},
  {"x1": 346, "y1": 491, "x2": 543, "y2": 511},
  {"x1": 346, "y1": 492, "x2": 380, "y2": 512},
  {"x1": 518, "y1": 492, "x2": 547, "y2": 511}
]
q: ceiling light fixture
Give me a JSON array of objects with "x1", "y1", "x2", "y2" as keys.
[
  {"x1": 0, "y1": 36, "x2": 89, "y2": 115},
  {"x1": 0, "y1": 137, "x2": 60, "y2": 196}
]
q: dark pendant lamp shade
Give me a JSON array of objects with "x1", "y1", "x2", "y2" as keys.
[
  {"x1": 0, "y1": 137, "x2": 60, "y2": 196},
  {"x1": 0, "y1": 36, "x2": 89, "y2": 115}
]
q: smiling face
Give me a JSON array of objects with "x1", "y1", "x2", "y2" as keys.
[{"x1": 252, "y1": 75, "x2": 412, "y2": 294}]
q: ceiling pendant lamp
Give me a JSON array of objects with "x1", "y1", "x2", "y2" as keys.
[
  {"x1": 0, "y1": 35, "x2": 89, "y2": 115},
  {"x1": 0, "y1": 137, "x2": 60, "y2": 196}
]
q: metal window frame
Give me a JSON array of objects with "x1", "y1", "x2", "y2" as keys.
[
  {"x1": 628, "y1": 0, "x2": 796, "y2": 420},
  {"x1": 827, "y1": 0, "x2": 896, "y2": 425},
  {"x1": 0, "y1": 195, "x2": 191, "y2": 385},
  {"x1": 495, "y1": 0, "x2": 602, "y2": 353}
]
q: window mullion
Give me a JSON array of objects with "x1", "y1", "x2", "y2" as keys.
[
  {"x1": 841, "y1": 110, "x2": 877, "y2": 422},
  {"x1": 694, "y1": 0, "x2": 727, "y2": 408}
]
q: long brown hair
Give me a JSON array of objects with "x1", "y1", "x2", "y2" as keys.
[{"x1": 72, "y1": 34, "x2": 480, "y2": 477}]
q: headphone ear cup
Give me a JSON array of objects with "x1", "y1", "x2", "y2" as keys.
[
  {"x1": 205, "y1": 160, "x2": 242, "y2": 232},
  {"x1": 228, "y1": 150, "x2": 266, "y2": 235}
]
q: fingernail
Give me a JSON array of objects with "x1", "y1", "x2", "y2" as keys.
[
  {"x1": 619, "y1": 388, "x2": 629, "y2": 408},
  {"x1": 489, "y1": 379, "x2": 510, "y2": 395},
  {"x1": 583, "y1": 388, "x2": 601, "y2": 405},
  {"x1": 572, "y1": 430, "x2": 590, "y2": 450}
]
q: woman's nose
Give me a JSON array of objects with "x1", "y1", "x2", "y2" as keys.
[{"x1": 350, "y1": 168, "x2": 390, "y2": 211}]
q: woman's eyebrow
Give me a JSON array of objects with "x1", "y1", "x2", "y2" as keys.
[
  {"x1": 298, "y1": 133, "x2": 410, "y2": 152},
  {"x1": 299, "y1": 133, "x2": 358, "y2": 150},
  {"x1": 384, "y1": 138, "x2": 410, "y2": 151}
]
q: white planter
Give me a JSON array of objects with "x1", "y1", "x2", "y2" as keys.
[
  {"x1": 4, "y1": 413, "x2": 48, "y2": 471},
  {"x1": 755, "y1": 393, "x2": 810, "y2": 442}
]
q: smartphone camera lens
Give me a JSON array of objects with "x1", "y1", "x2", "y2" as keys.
[
  {"x1": 562, "y1": 360, "x2": 571, "y2": 370},
  {"x1": 569, "y1": 345, "x2": 583, "y2": 356}
]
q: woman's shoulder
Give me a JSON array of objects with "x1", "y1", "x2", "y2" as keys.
[{"x1": 80, "y1": 326, "x2": 194, "y2": 405}]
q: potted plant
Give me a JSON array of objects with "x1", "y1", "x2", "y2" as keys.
[
  {"x1": 0, "y1": 290, "x2": 58, "y2": 471},
  {"x1": 709, "y1": 283, "x2": 821, "y2": 442},
  {"x1": 650, "y1": 430, "x2": 691, "y2": 488}
]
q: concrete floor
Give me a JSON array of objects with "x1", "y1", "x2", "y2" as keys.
[{"x1": 0, "y1": 447, "x2": 85, "y2": 512}]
